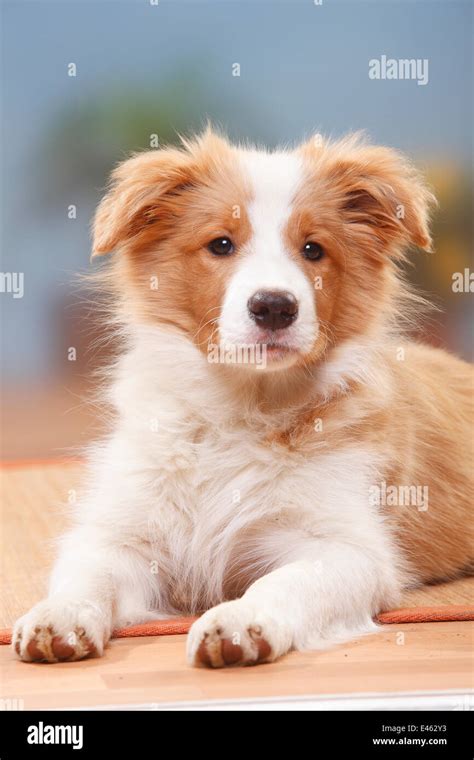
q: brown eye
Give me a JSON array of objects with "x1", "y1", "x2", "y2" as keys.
[
  {"x1": 208, "y1": 237, "x2": 234, "y2": 256},
  {"x1": 303, "y1": 242, "x2": 324, "y2": 261}
]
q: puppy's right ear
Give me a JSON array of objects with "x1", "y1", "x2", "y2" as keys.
[{"x1": 91, "y1": 148, "x2": 195, "y2": 257}]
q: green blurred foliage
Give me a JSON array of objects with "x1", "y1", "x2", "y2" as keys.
[
  {"x1": 43, "y1": 68, "x2": 210, "y2": 199},
  {"x1": 40, "y1": 63, "x2": 268, "y2": 204}
]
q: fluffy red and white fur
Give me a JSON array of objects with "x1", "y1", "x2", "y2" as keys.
[{"x1": 13, "y1": 129, "x2": 473, "y2": 667}]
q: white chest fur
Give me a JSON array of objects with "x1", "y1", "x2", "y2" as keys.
[{"x1": 87, "y1": 329, "x2": 384, "y2": 613}]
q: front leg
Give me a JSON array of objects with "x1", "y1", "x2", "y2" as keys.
[
  {"x1": 187, "y1": 541, "x2": 402, "y2": 668},
  {"x1": 12, "y1": 427, "x2": 181, "y2": 664},
  {"x1": 13, "y1": 526, "x2": 155, "y2": 663}
]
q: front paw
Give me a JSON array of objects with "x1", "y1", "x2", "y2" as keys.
[
  {"x1": 12, "y1": 597, "x2": 110, "y2": 663},
  {"x1": 186, "y1": 600, "x2": 291, "y2": 668}
]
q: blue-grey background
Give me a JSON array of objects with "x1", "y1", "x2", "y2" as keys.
[{"x1": 1, "y1": 0, "x2": 472, "y2": 457}]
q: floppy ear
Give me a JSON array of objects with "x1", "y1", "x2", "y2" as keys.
[
  {"x1": 91, "y1": 147, "x2": 196, "y2": 257},
  {"x1": 302, "y1": 134, "x2": 437, "y2": 259},
  {"x1": 337, "y1": 145, "x2": 436, "y2": 255}
]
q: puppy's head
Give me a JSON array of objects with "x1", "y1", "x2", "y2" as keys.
[{"x1": 92, "y1": 128, "x2": 435, "y2": 371}]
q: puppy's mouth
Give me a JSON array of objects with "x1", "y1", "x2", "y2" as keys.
[
  {"x1": 251, "y1": 329, "x2": 304, "y2": 365},
  {"x1": 264, "y1": 343, "x2": 294, "y2": 352},
  {"x1": 263, "y1": 344, "x2": 297, "y2": 364},
  {"x1": 253, "y1": 328, "x2": 299, "y2": 350},
  {"x1": 259, "y1": 340, "x2": 296, "y2": 353},
  {"x1": 213, "y1": 324, "x2": 314, "y2": 371}
]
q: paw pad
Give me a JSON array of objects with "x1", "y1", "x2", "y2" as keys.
[
  {"x1": 193, "y1": 624, "x2": 272, "y2": 668},
  {"x1": 15, "y1": 625, "x2": 96, "y2": 663}
]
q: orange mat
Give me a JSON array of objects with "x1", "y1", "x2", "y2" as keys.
[
  {"x1": 1, "y1": 606, "x2": 472, "y2": 646},
  {"x1": 377, "y1": 605, "x2": 474, "y2": 624}
]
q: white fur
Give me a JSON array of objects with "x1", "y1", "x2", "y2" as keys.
[
  {"x1": 219, "y1": 150, "x2": 317, "y2": 366},
  {"x1": 13, "y1": 324, "x2": 404, "y2": 665}
]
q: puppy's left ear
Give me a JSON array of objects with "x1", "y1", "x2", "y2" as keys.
[{"x1": 303, "y1": 135, "x2": 437, "y2": 259}]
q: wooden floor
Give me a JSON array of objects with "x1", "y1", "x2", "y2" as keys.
[
  {"x1": 1, "y1": 463, "x2": 473, "y2": 709},
  {"x1": 1, "y1": 622, "x2": 472, "y2": 710}
]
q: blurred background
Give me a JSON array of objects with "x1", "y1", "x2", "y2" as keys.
[{"x1": 1, "y1": 0, "x2": 472, "y2": 460}]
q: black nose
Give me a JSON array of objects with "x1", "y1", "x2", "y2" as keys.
[{"x1": 247, "y1": 290, "x2": 298, "y2": 331}]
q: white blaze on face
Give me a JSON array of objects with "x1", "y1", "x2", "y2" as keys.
[{"x1": 218, "y1": 149, "x2": 318, "y2": 368}]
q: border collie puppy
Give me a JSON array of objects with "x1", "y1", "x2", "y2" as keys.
[{"x1": 13, "y1": 129, "x2": 473, "y2": 667}]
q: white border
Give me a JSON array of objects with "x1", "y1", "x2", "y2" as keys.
[{"x1": 73, "y1": 690, "x2": 473, "y2": 712}]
